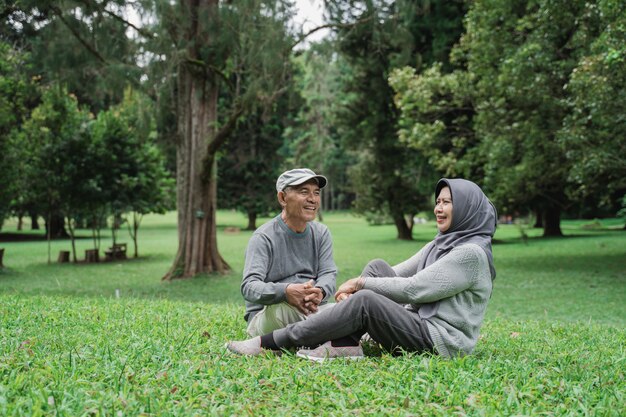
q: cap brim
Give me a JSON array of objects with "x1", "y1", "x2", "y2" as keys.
[{"x1": 290, "y1": 175, "x2": 327, "y2": 189}]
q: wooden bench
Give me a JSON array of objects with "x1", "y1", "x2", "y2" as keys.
[{"x1": 105, "y1": 243, "x2": 127, "y2": 261}]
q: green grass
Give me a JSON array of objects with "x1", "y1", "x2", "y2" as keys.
[{"x1": 1, "y1": 211, "x2": 625, "y2": 416}]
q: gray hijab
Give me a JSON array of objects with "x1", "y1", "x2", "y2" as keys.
[{"x1": 418, "y1": 178, "x2": 497, "y2": 280}]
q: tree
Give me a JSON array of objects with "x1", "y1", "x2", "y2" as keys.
[
  {"x1": 326, "y1": 0, "x2": 466, "y2": 239},
  {"x1": 90, "y1": 88, "x2": 173, "y2": 257},
  {"x1": 115, "y1": 89, "x2": 174, "y2": 257},
  {"x1": 57, "y1": 119, "x2": 101, "y2": 262},
  {"x1": 0, "y1": 42, "x2": 38, "y2": 228},
  {"x1": 17, "y1": 86, "x2": 91, "y2": 261},
  {"x1": 390, "y1": 65, "x2": 483, "y2": 180},
  {"x1": 558, "y1": 0, "x2": 626, "y2": 209},
  {"x1": 4, "y1": 1, "x2": 301, "y2": 278},
  {"x1": 458, "y1": 0, "x2": 618, "y2": 236},
  {"x1": 284, "y1": 42, "x2": 354, "y2": 212},
  {"x1": 124, "y1": 143, "x2": 174, "y2": 257},
  {"x1": 2, "y1": 0, "x2": 143, "y2": 237},
  {"x1": 152, "y1": 0, "x2": 295, "y2": 278},
  {"x1": 218, "y1": 109, "x2": 285, "y2": 231},
  {"x1": 1, "y1": 0, "x2": 142, "y2": 113},
  {"x1": 390, "y1": 0, "x2": 625, "y2": 232}
]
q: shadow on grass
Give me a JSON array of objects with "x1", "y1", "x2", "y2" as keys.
[
  {"x1": 0, "y1": 232, "x2": 97, "y2": 242},
  {"x1": 0, "y1": 254, "x2": 244, "y2": 306},
  {"x1": 497, "y1": 252, "x2": 625, "y2": 276},
  {"x1": 495, "y1": 228, "x2": 625, "y2": 245}
]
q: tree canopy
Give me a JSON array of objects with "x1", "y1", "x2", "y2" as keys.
[
  {"x1": 391, "y1": 0, "x2": 626, "y2": 235},
  {"x1": 1, "y1": 0, "x2": 623, "y2": 276}
]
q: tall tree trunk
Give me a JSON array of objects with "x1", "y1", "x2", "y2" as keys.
[
  {"x1": 30, "y1": 212, "x2": 39, "y2": 230},
  {"x1": 543, "y1": 207, "x2": 563, "y2": 237},
  {"x1": 534, "y1": 209, "x2": 543, "y2": 228},
  {"x1": 45, "y1": 213, "x2": 68, "y2": 238},
  {"x1": 392, "y1": 211, "x2": 413, "y2": 240},
  {"x1": 66, "y1": 216, "x2": 77, "y2": 263},
  {"x1": 246, "y1": 211, "x2": 257, "y2": 231},
  {"x1": 163, "y1": 43, "x2": 230, "y2": 279},
  {"x1": 127, "y1": 212, "x2": 141, "y2": 258}
]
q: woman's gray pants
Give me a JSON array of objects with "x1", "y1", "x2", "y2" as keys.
[{"x1": 273, "y1": 259, "x2": 434, "y2": 354}]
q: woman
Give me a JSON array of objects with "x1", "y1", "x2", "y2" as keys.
[{"x1": 226, "y1": 178, "x2": 497, "y2": 361}]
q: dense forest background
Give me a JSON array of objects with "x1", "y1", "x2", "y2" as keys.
[{"x1": 1, "y1": 0, "x2": 624, "y2": 277}]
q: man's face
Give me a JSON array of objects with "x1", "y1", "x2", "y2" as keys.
[{"x1": 281, "y1": 181, "x2": 321, "y2": 223}]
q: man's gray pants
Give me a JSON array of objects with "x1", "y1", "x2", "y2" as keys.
[{"x1": 273, "y1": 259, "x2": 434, "y2": 354}]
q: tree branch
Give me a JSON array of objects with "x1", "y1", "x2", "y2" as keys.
[
  {"x1": 207, "y1": 106, "x2": 244, "y2": 156},
  {"x1": 184, "y1": 57, "x2": 234, "y2": 92},
  {"x1": 201, "y1": 105, "x2": 245, "y2": 184},
  {"x1": 74, "y1": 0, "x2": 155, "y2": 39},
  {"x1": 290, "y1": 14, "x2": 376, "y2": 50},
  {"x1": 49, "y1": 6, "x2": 108, "y2": 64},
  {"x1": 101, "y1": 8, "x2": 156, "y2": 39}
]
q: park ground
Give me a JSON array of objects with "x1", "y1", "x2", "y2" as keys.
[{"x1": 1, "y1": 211, "x2": 624, "y2": 416}]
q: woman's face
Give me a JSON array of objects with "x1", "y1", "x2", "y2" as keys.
[{"x1": 434, "y1": 186, "x2": 453, "y2": 233}]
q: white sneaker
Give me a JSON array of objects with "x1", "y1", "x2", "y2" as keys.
[{"x1": 296, "y1": 341, "x2": 364, "y2": 362}]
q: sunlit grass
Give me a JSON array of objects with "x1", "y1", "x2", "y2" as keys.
[{"x1": 1, "y1": 211, "x2": 625, "y2": 415}]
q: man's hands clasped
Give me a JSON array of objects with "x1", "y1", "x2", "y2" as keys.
[{"x1": 286, "y1": 280, "x2": 324, "y2": 315}]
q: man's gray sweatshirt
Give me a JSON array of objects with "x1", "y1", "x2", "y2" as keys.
[{"x1": 241, "y1": 215, "x2": 337, "y2": 322}]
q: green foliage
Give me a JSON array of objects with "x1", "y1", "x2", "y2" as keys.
[
  {"x1": 91, "y1": 88, "x2": 174, "y2": 250},
  {"x1": 327, "y1": 0, "x2": 465, "y2": 238},
  {"x1": 3, "y1": 0, "x2": 142, "y2": 113},
  {"x1": 217, "y1": 108, "x2": 285, "y2": 228},
  {"x1": 456, "y1": 0, "x2": 626, "y2": 234},
  {"x1": 558, "y1": 0, "x2": 626, "y2": 204},
  {"x1": 0, "y1": 42, "x2": 40, "y2": 226},
  {"x1": 390, "y1": 65, "x2": 482, "y2": 179},
  {"x1": 283, "y1": 42, "x2": 355, "y2": 211},
  {"x1": 16, "y1": 86, "x2": 92, "y2": 223},
  {"x1": 391, "y1": 0, "x2": 624, "y2": 234},
  {"x1": 459, "y1": 0, "x2": 577, "y2": 226},
  {"x1": 0, "y1": 212, "x2": 624, "y2": 415},
  {"x1": 98, "y1": 88, "x2": 174, "y2": 218},
  {"x1": 7, "y1": 81, "x2": 171, "y2": 257},
  {"x1": 151, "y1": 0, "x2": 296, "y2": 117}
]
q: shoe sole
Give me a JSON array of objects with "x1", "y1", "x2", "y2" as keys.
[{"x1": 295, "y1": 351, "x2": 363, "y2": 362}]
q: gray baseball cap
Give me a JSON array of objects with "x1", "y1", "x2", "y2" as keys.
[{"x1": 276, "y1": 168, "x2": 327, "y2": 192}]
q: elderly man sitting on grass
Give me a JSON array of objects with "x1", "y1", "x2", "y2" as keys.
[{"x1": 240, "y1": 168, "x2": 337, "y2": 338}]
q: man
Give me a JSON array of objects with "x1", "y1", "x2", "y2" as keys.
[{"x1": 241, "y1": 168, "x2": 337, "y2": 337}]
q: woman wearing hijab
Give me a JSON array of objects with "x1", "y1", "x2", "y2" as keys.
[{"x1": 226, "y1": 178, "x2": 497, "y2": 361}]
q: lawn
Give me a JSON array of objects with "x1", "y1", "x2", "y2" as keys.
[{"x1": 1, "y1": 211, "x2": 624, "y2": 416}]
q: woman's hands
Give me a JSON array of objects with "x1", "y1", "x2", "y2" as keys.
[{"x1": 334, "y1": 276, "x2": 366, "y2": 302}]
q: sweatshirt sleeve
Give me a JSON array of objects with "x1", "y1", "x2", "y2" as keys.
[
  {"x1": 391, "y1": 246, "x2": 427, "y2": 277},
  {"x1": 240, "y1": 233, "x2": 289, "y2": 305},
  {"x1": 314, "y1": 227, "x2": 337, "y2": 301},
  {"x1": 362, "y1": 245, "x2": 481, "y2": 304}
]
